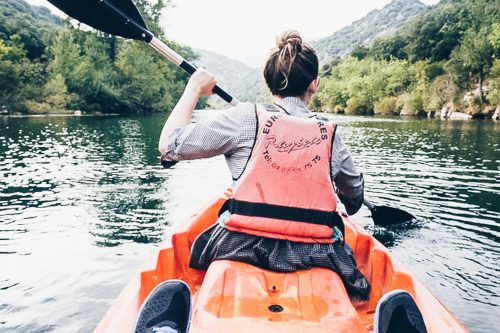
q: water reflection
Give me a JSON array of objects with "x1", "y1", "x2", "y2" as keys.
[
  {"x1": 331, "y1": 115, "x2": 499, "y2": 333},
  {"x1": 0, "y1": 113, "x2": 499, "y2": 332}
]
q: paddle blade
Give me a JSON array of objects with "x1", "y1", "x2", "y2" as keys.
[
  {"x1": 47, "y1": 0, "x2": 151, "y2": 41},
  {"x1": 370, "y1": 205, "x2": 416, "y2": 226}
]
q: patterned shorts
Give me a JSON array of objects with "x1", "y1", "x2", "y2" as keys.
[{"x1": 189, "y1": 223, "x2": 370, "y2": 301}]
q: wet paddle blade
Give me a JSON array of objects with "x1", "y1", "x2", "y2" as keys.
[
  {"x1": 370, "y1": 205, "x2": 416, "y2": 226},
  {"x1": 47, "y1": 0, "x2": 150, "y2": 41}
]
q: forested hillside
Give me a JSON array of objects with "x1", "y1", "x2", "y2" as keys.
[
  {"x1": 0, "y1": 0, "x2": 62, "y2": 59},
  {"x1": 312, "y1": 0, "x2": 426, "y2": 64},
  {"x1": 195, "y1": 48, "x2": 266, "y2": 104},
  {"x1": 313, "y1": 0, "x2": 500, "y2": 118},
  {"x1": 195, "y1": 49, "x2": 253, "y2": 90},
  {"x1": 0, "y1": 0, "x2": 202, "y2": 114}
]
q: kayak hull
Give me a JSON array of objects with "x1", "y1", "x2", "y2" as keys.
[{"x1": 94, "y1": 190, "x2": 468, "y2": 332}]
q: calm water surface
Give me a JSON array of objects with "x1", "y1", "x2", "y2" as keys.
[{"x1": 0, "y1": 112, "x2": 498, "y2": 332}]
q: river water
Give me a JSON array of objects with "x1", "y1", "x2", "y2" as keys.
[{"x1": 0, "y1": 112, "x2": 498, "y2": 332}]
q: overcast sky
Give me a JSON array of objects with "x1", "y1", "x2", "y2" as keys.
[{"x1": 27, "y1": 0, "x2": 439, "y2": 66}]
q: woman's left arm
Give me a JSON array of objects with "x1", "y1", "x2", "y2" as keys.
[
  {"x1": 158, "y1": 69, "x2": 217, "y2": 154},
  {"x1": 331, "y1": 130, "x2": 364, "y2": 215}
]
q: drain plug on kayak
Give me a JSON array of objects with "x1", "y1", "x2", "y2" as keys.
[{"x1": 268, "y1": 304, "x2": 284, "y2": 313}]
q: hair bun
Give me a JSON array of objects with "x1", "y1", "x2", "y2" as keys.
[
  {"x1": 277, "y1": 30, "x2": 303, "y2": 52},
  {"x1": 264, "y1": 29, "x2": 318, "y2": 97}
]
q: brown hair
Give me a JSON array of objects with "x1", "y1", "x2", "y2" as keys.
[{"x1": 263, "y1": 30, "x2": 319, "y2": 97}]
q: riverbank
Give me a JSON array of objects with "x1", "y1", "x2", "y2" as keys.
[
  {"x1": 1, "y1": 112, "x2": 121, "y2": 118},
  {"x1": 320, "y1": 105, "x2": 500, "y2": 120},
  {"x1": 2, "y1": 107, "x2": 499, "y2": 121},
  {"x1": 434, "y1": 104, "x2": 500, "y2": 120}
]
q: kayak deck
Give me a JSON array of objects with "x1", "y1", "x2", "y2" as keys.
[{"x1": 95, "y1": 190, "x2": 468, "y2": 332}]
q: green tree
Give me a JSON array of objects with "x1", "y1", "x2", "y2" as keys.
[
  {"x1": 455, "y1": 26, "x2": 494, "y2": 105},
  {"x1": 25, "y1": 74, "x2": 70, "y2": 113},
  {"x1": 0, "y1": 0, "x2": 203, "y2": 115},
  {"x1": 0, "y1": 0, "x2": 62, "y2": 60},
  {"x1": 370, "y1": 35, "x2": 408, "y2": 60},
  {"x1": 487, "y1": 59, "x2": 500, "y2": 105},
  {"x1": 50, "y1": 29, "x2": 120, "y2": 112},
  {"x1": 350, "y1": 45, "x2": 370, "y2": 60},
  {"x1": 403, "y1": 3, "x2": 470, "y2": 62},
  {"x1": 0, "y1": 39, "x2": 21, "y2": 109},
  {"x1": 374, "y1": 96, "x2": 399, "y2": 115},
  {"x1": 411, "y1": 61, "x2": 430, "y2": 113},
  {"x1": 427, "y1": 73, "x2": 458, "y2": 111},
  {"x1": 317, "y1": 57, "x2": 418, "y2": 115},
  {"x1": 0, "y1": 35, "x2": 47, "y2": 112},
  {"x1": 116, "y1": 42, "x2": 174, "y2": 113},
  {"x1": 490, "y1": 22, "x2": 500, "y2": 57},
  {"x1": 463, "y1": 0, "x2": 499, "y2": 27}
]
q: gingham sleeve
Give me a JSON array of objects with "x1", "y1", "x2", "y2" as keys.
[
  {"x1": 160, "y1": 102, "x2": 256, "y2": 164},
  {"x1": 330, "y1": 129, "x2": 364, "y2": 215}
]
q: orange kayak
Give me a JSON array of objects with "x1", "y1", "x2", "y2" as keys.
[{"x1": 95, "y1": 190, "x2": 468, "y2": 332}]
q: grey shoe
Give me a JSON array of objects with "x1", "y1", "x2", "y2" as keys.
[
  {"x1": 374, "y1": 289, "x2": 427, "y2": 333},
  {"x1": 134, "y1": 279, "x2": 191, "y2": 333}
]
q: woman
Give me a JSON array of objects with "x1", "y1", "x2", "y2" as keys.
[{"x1": 159, "y1": 30, "x2": 369, "y2": 299}]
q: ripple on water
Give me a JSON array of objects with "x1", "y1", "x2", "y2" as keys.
[{"x1": 1, "y1": 114, "x2": 499, "y2": 332}]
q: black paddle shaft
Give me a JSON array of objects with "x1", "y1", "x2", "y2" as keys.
[{"x1": 47, "y1": 0, "x2": 238, "y2": 106}]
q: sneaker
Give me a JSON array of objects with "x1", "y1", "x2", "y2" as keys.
[
  {"x1": 374, "y1": 289, "x2": 427, "y2": 333},
  {"x1": 134, "y1": 279, "x2": 191, "y2": 333}
]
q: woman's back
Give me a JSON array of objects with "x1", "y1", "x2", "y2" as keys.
[
  {"x1": 157, "y1": 30, "x2": 369, "y2": 301},
  {"x1": 161, "y1": 98, "x2": 364, "y2": 214}
]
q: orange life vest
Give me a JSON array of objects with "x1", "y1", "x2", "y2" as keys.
[{"x1": 224, "y1": 104, "x2": 343, "y2": 243}]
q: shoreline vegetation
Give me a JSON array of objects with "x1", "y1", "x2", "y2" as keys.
[
  {"x1": 0, "y1": 0, "x2": 208, "y2": 117},
  {"x1": 311, "y1": 0, "x2": 500, "y2": 120},
  {"x1": 0, "y1": 0, "x2": 499, "y2": 121}
]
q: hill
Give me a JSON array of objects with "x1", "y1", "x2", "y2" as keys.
[
  {"x1": 0, "y1": 0, "x2": 63, "y2": 59},
  {"x1": 195, "y1": 48, "x2": 267, "y2": 104},
  {"x1": 194, "y1": 48, "x2": 255, "y2": 94},
  {"x1": 311, "y1": 0, "x2": 426, "y2": 64}
]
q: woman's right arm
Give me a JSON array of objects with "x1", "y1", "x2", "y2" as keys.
[
  {"x1": 158, "y1": 69, "x2": 217, "y2": 154},
  {"x1": 158, "y1": 78, "x2": 255, "y2": 167}
]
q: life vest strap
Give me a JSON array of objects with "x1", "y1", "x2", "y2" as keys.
[{"x1": 218, "y1": 199, "x2": 345, "y2": 237}]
